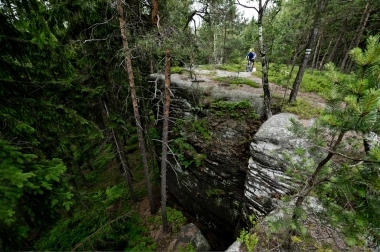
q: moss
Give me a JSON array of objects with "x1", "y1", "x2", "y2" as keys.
[
  {"x1": 283, "y1": 99, "x2": 322, "y2": 119},
  {"x1": 213, "y1": 76, "x2": 260, "y2": 88},
  {"x1": 206, "y1": 188, "x2": 225, "y2": 197},
  {"x1": 171, "y1": 66, "x2": 186, "y2": 74}
]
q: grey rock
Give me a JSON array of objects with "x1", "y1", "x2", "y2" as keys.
[
  {"x1": 167, "y1": 223, "x2": 211, "y2": 251},
  {"x1": 225, "y1": 241, "x2": 242, "y2": 252},
  {"x1": 243, "y1": 113, "x2": 309, "y2": 218}
]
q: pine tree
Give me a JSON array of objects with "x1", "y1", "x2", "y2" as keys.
[{"x1": 278, "y1": 35, "x2": 380, "y2": 249}]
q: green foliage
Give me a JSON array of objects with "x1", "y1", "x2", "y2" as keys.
[
  {"x1": 171, "y1": 118, "x2": 210, "y2": 168},
  {"x1": 178, "y1": 243, "x2": 196, "y2": 252},
  {"x1": 171, "y1": 137, "x2": 205, "y2": 168},
  {"x1": 282, "y1": 98, "x2": 322, "y2": 119},
  {"x1": 105, "y1": 184, "x2": 129, "y2": 206},
  {"x1": 237, "y1": 215, "x2": 258, "y2": 252},
  {"x1": 171, "y1": 66, "x2": 186, "y2": 74},
  {"x1": 0, "y1": 139, "x2": 74, "y2": 251},
  {"x1": 34, "y1": 179, "x2": 152, "y2": 252},
  {"x1": 34, "y1": 208, "x2": 145, "y2": 251},
  {"x1": 237, "y1": 230, "x2": 258, "y2": 252},
  {"x1": 217, "y1": 63, "x2": 245, "y2": 72},
  {"x1": 153, "y1": 207, "x2": 187, "y2": 233},
  {"x1": 213, "y1": 76, "x2": 260, "y2": 88},
  {"x1": 260, "y1": 63, "x2": 332, "y2": 97},
  {"x1": 211, "y1": 99, "x2": 258, "y2": 119},
  {"x1": 278, "y1": 35, "x2": 380, "y2": 248},
  {"x1": 206, "y1": 188, "x2": 225, "y2": 197},
  {"x1": 91, "y1": 144, "x2": 115, "y2": 171}
]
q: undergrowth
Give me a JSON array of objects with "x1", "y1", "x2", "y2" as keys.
[
  {"x1": 253, "y1": 63, "x2": 340, "y2": 98},
  {"x1": 213, "y1": 76, "x2": 260, "y2": 88},
  {"x1": 33, "y1": 183, "x2": 156, "y2": 251},
  {"x1": 271, "y1": 95, "x2": 322, "y2": 119}
]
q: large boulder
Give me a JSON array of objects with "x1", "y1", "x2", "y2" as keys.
[{"x1": 243, "y1": 113, "x2": 310, "y2": 218}]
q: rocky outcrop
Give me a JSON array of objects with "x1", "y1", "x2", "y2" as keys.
[
  {"x1": 167, "y1": 223, "x2": 211, "y2": 251},
  {"x1": 149, "y1": 73, "x2": 263, "y2": 247},
  {"x1": 243, "y1": 113, "x2": 310, "y2": 219},
  {"x1": 148, "y1": 74, "x2": 310, "y2": 248}
]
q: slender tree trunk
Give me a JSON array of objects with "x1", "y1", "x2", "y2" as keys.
[
  {"x1": 113, "y1": 130, "x2": 137, "y2": 202},
  {"x1": 292, "y1": 131, "x2": 345, "y2": 219},
  {"x1": 314, "y1": 39, "x2": 323, "y2": 71},
  {"x1": 319, "y1": 40, "x2": 332, "y2": 70},
  {"x1": 289, "y1": 0, "x2": 327, "y2": 103},
  {"x1": 213, "y1": 32, "x2": 217, "y2": 64},
  {"x1": 286, "y1": 131, "x2": 345, "y2": 248},
  {"x1": 117, "y1": 0, "x2": 155, "y2": 213},
  {"x1": 223, "y1": 19, "x2": 227, "y2": 64},
  {"x1": 161, "y1": 49, "x2": 171, "y2": 233},
  {"x1": 311, "y1": 36, "x2": 321, "y2": 73},
  {"x1": 340, "y1": 1, "x2": 371, "y2": 72},
  {"x1": 327, "y1": 19, "x2": 346, "y2": 64},
  {"x1": 257, "y1": 0, "x2": 272, "y2": 119},
  {"x1": 103, "y1": 101, "x2": 137, "y2": 202},
  {"x1": 260, "y1": 27, "x2": 272, "y2": 119}
]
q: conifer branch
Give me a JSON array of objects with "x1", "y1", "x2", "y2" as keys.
[{"x1": 71, "y1": 213, "x2": 132, "y2": 251}]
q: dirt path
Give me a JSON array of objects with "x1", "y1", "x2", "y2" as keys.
[{"x1": 190, "y1": 68, "x2": 326, "y2": 109}]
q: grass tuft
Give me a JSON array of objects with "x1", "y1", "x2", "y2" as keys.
[{"x1": 213, "y1": 76, "x2": 260, "y2": 88}]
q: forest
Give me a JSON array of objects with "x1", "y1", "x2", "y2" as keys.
[{"x1": 1, "y1": 0, "x2": 380, "y2": 251}]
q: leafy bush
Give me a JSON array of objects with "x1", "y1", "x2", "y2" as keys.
[{"x1": 153, "y1": 207, "x2": 187, "y2": 233}]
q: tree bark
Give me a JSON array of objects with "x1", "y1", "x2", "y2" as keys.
[
  {"x1": 161, "y1": 49, "x2": 171, "y2": 233},
  {"x1": 339, "y1": 1, "x2": 371, "y2": 72},
  {"x1": 151, "y1": 0, "x2": 159, "y2": 26},
  {"x1": 289, "y1": 0, "x2": 327, "y2": 103},
  {"x1": 258, "y1": 0, "x2": 272, "y2": 120},
  {"x1": 113, "y1": 128, "x2": 137, "y2": 202},
  {"x1": 311, "y1": 35, "x2": 321, "y2": 72},
  {"x1": 327, "y1": 19, "x2": 346, "y2": 64},
  {"x1": 117, "y1": 0, "x2": 155, "y2": 213},
  {"x1": 319, "y1": 40, "x2": 332, "y2": 70}
]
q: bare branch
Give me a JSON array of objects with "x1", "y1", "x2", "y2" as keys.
[{"x1": 235, "y1": 0, "x2": 259, "y2": 13}]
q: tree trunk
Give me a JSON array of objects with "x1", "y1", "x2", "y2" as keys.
[
  {"x1": 117, "y1": 0, "x2": 155, "y2": 213},
  {"x1": 260, "y1": 27, "x2": 272, "y2": 119},
  {"x1": 103, "y1": 101, "x2": 137, "y2": 202},
  {"x1": 289, "y1": 0, "x2": 327, "y2": 103},
  {"x1": 161, "y1": 49, "x2": 171, "y2": 233},
  {"x1": 151, "y1": 0, "x2": 159, "y2": 26},
  {"x1": 223, "y1": 19, "x2": 227, "y2": 64},
  {"x1": 286, "y1": 131, "x2": 345, "y2": 249},
  {"x1": 339, "y1": 1, "x2": 371, "y2": 72},
  {"x1": 257, "y1": 1, "x2": 272, "y2": 120},
  {"x1": 311, "y1": 35, "x2": 321, "y2": 73},
  {"x1": 319, "y1": 40, "x2": 332, "y2": 70},
  {"x1": 113, "y1": 129, "x2": 137, "y2": 202},
  {"x1": 327, "y1": 19, "x2": 346, "y2": 64}
]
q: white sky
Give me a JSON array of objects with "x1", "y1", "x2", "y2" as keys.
[
  {"x1": 236, "y1": 0, "x2": 258, "y2": 21},
  {"x1": 191, "y1": 0, "x2": 258, "y2": 27}
]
